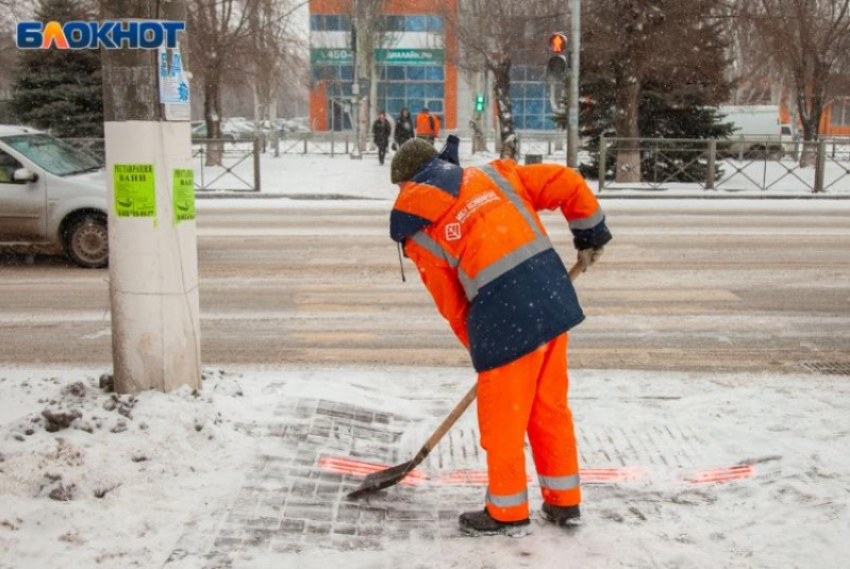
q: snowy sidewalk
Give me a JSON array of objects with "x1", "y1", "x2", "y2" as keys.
[{"x1": 1, "y1": 366, "x2": 848, "y2": 568}]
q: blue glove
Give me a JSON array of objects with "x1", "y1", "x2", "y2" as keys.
[{"x1": 438, "y1": 134, "x2": 461, "y2": 166}]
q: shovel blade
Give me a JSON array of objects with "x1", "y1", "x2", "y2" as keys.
[{"x1": 347, "y1": 460, "x2": 417, "y2": 500}]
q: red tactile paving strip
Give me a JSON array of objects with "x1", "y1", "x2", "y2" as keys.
[{"x1": 321, "y1": 456, "x2": 754, "y2": 486}]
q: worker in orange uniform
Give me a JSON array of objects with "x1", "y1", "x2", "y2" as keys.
[
  {"x1": 415, "y1": 107, "x2": 440, "y2": 145},
  {"x1": 389, "y1": 138, "x2": 612, "y2": 536}
]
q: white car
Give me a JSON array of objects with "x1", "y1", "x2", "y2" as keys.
[
  {"x1": 719, "y1": 105, "x2": 796, "y2": 158},
  {"x1": 0, "y1": 125, "x2": 108, "y2": 268},
  {"x1": 191, "y1": 119, "x2": 257, "y2": 141}
]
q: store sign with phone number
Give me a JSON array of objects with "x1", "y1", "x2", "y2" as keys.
[{"x1": 311, "y1": 48, "x2": 444, "y2": 66}]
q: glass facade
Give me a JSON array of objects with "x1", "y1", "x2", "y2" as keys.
[
  {"x1": 312, "y1": 65, "x2": 354, "y2": 84},
  {"x1": 311, "y1": 14, "x2": 443, "y2": 33},
  {"x1": 310, "y1": 12, "x2": 448, "y2": 131},
  {"x1": 378, "y1": 15, "x2": 444, "y2": 33},
  {"x1": 510, "y1": 65, "x2": 559, "y2": 131},
  {"x1": 377, "y1": 65, "x2": 444, "y2": 120},
  {"x1": 310, "y1": 14, "x2": 352, "y2": 32}
]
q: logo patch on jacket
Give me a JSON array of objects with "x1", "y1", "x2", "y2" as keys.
[
  {"x1": 445, "y1": 222, "x2": 462, "y2": 241},
  {"x1": 456, "y1": 191, "x2": 500, "y2": 223}
]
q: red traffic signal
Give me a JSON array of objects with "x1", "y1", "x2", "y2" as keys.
[{"x1": 549, "y1": 32, "x2": 567, "y2": 54}]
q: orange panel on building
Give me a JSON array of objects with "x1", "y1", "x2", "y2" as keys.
[{"x1": 778, "y1": 85, "x2": 850, "y2": 136}]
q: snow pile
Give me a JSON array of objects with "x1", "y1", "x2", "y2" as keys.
[
  {"x1": 2, "y1": 366, "x2": 850, "y2": 568},
  {"x1": 0, "y1": 369, "x2": 263, "y2": 568}
]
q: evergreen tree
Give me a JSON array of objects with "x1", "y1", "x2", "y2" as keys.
[
  {"x1": 555, "y1": 0, "x2": 735, "y2": 183},
  {"x1": 12, "y1": 0, "x2": 103, "y2": 137}
]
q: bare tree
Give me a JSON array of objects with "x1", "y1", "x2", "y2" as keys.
[
  {"x1": 739, "y1": 0, "x2": 850, "y2": 159},
  {"x1": 0, "y1": 0, "x2": 36, "y2": 18},
  {"x1": 188, "y1": 0, "x2": 258, "y2": 164},
  {"x1": 246, "y1": 0, "x2": 307, "y2": 130},
  {"x1": 446, "y1": 0, "x2": 563, "y2": 159},
  {"x1": 337, "y1": 0, "x2": 396, "y2": 151}
]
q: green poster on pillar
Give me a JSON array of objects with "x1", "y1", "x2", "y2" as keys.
[
  {"x1": 172, "y1": 168, "x2": 196, "y2": 224},
  {"x1": 114, "y1": 164, "x2": 157, "y2": 219}
]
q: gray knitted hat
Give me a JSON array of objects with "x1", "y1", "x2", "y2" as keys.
[{"x1": 391, "y1": 138, "x2": 438, "y2": 184}]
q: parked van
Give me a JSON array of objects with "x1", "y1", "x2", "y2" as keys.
[
  {"x1": 719, "y1": 105, "x2": 795, "y2": 158},
  {"x1": 0, "y1": 125, "x2": 108, "y2": 268}
]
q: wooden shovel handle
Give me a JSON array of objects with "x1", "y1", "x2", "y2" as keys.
[
  {"x1": 421, "y1": 382, "x2": 478, "y2": 454},
  {"x1": 568, "y1": 259, "x2": 585, "y2": 281}
]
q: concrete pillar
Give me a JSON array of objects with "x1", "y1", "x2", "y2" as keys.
[{"x1": 100, "y1": 0, "x2": 201, "y2": 394}]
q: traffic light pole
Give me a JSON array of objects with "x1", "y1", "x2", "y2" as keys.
[{"x1": 568, "y1": 0, "x2": 581, "y2": 168}]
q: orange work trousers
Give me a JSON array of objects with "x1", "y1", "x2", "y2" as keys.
[{"x1": 477, "y1": 333, "x2": 581, "y2": 522}]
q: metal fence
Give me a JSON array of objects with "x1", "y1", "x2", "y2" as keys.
[
  {"x1": 63, "y1": 137, "x2": 262, "y2": 192},
  {"x1": 62, "y1": 133, "x2": 846, "y2": 195},
  {"x1": 516, "y1": 132, "x2": 568, "y2": 157},
  {"x1": 271, "y1": 131, "x2": 353, "y2": 156},
  {"x1": 448, "y1": 131, "x2": 571, "y2": 158},
  {"x1": 192, "y1": 138, "x2": 261, "y2": 192},
  {"x1": 598, "y1": 136, "x2": 850, "y2": 194},
  {"x1": 268, "y1": 130, "x2": 565, "y2": 158}
]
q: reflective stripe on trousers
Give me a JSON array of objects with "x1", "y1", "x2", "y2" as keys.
[
  {"x1": 538, "y1": 473, "x2": 581, "y2": 492},
  {"x1": 411, "y1": 165, "x2": 554, "y2": 302},
  {"x1": 485, "y1": 488, "x2": 529, "y2": 508}
]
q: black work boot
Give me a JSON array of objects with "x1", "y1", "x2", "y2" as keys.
[
  {"x1": 541, "y1": 503, "x2": 582, "y2": 527},
  {"x1": 459, "y1": 509, "x2": 531, "y2": 537}
]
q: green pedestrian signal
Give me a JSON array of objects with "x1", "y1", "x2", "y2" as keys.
[{"x1": 475, "y1": 94, "x2": 486, "y2": 112}]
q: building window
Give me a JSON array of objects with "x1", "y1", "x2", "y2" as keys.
[
  {"x1": 310, "y1": 14, "x2": 352, "y2": 32},
  {"x1": 426, "y1": 16, "x2": 444, "y2": 33},
  {"x1": 509, "y1": 65, "x2": 559, "y2": 131},
  {"x1": 313, "y1": 65, "x2": 354, "y2": 83},
  {"x1": 377, "y1": 65, "x2": 445, "y2": 120},
  {"x1": 832, "y1": 100, "x2": 850, "y2": 127},
  {"x1": 378, "y1": 15, "x2": 443, "y2": 33}
]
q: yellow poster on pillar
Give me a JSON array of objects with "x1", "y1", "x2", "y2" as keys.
[
  {"x1": 172, "y1": 169, "x2": 196, "y2": 225},
  {"x1": 114, "y1": 164, "x2": 156, "y2": 220}
]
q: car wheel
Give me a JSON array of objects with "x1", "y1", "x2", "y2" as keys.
[{"x1": 65, "y1": 215, "x2": 109, "y2": 269}]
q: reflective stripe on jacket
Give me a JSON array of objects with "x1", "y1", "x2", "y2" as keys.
[{"x1": 390, "y1": 158, "x2": 610, "y2": 371}]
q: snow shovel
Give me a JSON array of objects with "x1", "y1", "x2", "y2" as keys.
[{"x1": 347, "y1": 260, "x2": 586, "y2": 500}]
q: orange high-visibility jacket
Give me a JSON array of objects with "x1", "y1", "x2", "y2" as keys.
[
  {"x1": 416, "y1": 112, "x2": 440, "y2": 136},
  {"x1": 390, "y1": 158, "x2": 611, "y2": 371}
]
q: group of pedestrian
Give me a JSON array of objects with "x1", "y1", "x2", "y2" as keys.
[{"x1": 371, "y1": 107, "x2": 441, "y2": 165}]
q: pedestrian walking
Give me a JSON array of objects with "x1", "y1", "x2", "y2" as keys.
[
  {"x1": 415, "y1": 108, "x2": 439, "y2": 146},
  {"x1": 393, "y1": 107, "x2": 415, "y2": 150},
  {"x1": 372, "y1": 111, "x2": 392, "y2": 165}
]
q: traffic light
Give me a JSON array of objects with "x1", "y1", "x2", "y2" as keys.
[
  {"x1": 475, "y1": 94, "x2": 486, "y2": 112},
  {"x1": 547, "y1": 32, "x2": 569, "y2": 78},
  {"x1": 549, "y1": 32, "x2": 567, "y2": 54}
]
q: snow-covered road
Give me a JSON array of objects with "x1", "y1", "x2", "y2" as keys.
[{"x1": 2, "y1": 199, "x2": 848, "y2": 374}]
